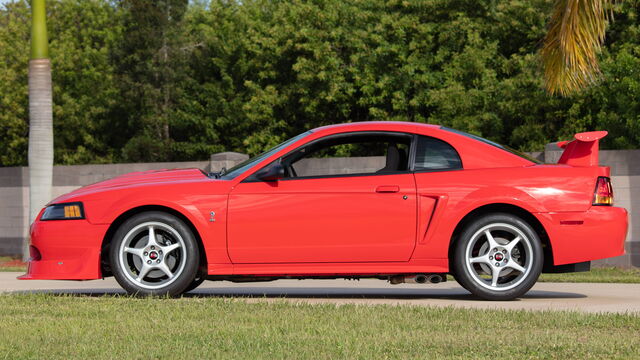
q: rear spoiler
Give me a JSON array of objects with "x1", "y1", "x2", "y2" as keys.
[{"x1": 557, "y1": 131, "x2": 607, "y2": 167}]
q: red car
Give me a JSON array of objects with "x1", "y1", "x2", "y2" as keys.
[{"x1": 20, "y1": 122, "x2": 628, "y2": 300}]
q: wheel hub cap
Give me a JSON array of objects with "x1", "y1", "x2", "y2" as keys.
[
  {"x1": 465, "y1": 223, "x2": 534, "y2": 291},
  {"x1": 118, "y1": 222, "x2": 187, "y2": 290}
]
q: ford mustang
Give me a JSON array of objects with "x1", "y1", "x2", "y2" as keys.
[{"x1": 20, "y1": 122, "x2": 628, "y2": 300}]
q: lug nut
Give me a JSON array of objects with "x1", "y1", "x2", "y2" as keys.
[
  {"x1": 502, "y1": 250, "x2": 507, "y2": 254},
  {"x1": 143, "y1": 252, "x2": 148, "y2": 256},
  {"x1": 151, "y1": 246, "x2": 155, "y2": 250},
  {"x1": 489, "y1": 256, "x2": 493, "y2": 260},
  {"x1": 147, "y1": 260, "x2": 151, "y2": 264},
  {"x1": 495, "y1": 262, "x2": 500, "y2": 266},
  {"x1": 156, "y1": 259, "x2": 161, "y2": 263},
  {"x1": 159, "y1": 250, "x2": 162, "y2": 255},
  {"x1": 504, "y1": 259, "x2": 509, "y2": 263}
]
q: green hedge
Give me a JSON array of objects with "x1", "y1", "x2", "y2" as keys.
[{"x1": 1, "y1": 0, "x2": 639, "y2": 165}]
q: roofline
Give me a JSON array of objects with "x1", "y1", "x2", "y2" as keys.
[{"x1": 310, "y1": 121, "x2": 441, "y2": 133}]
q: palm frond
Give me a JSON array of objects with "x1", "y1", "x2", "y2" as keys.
[{"x1": 541, "y1": 0, "x2": 614, "y2": 96}]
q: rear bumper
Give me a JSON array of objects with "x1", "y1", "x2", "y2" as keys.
[
  {"x1": 18, "y1": 219, "x2": 108, "y2": 280},
  {"x1": 536, "y1": 206, "x2": 628, "y2": 266}
]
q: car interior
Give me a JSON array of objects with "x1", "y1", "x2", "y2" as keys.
[{"x1": 280, "y1": 133, "x2": 412, "y2": 178}]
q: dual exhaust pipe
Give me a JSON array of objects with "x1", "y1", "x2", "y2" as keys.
[{"x1": 389, "y1": 274, "x2": 444, "y2": 285}]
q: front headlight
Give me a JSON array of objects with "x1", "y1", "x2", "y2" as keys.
[{"x1": 41, "y1": 202, "x2": 85, "y2": 220}]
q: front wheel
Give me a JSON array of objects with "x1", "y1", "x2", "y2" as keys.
[
  {"x1": 110, "y1": 211, "x2": 199, "y2": 296},
  {"x1": 453, "y1": 213, "x2": 543, "y2": 301},
  {"x1": 184, "y1": 272, "x2": 206, "y2": 293}
]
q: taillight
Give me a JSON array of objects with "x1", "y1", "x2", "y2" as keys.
[{"x1": 593, "y1": 177, "x2": 613, "y2": 206}]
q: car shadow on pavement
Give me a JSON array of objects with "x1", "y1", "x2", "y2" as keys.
[
  {"x1": 9, "y1": 287, "x2": 587, "y2": 301},
  {"x1": 187, "y1": 287, "x2": 588, "y2": 301}
]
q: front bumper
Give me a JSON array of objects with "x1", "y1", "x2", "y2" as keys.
[
  {"x1": 537, "y1": 206, "x2": 628, "y2": 266},
  {"x1": 18, "y1": 219, "x2": 109, "y2": 280}
]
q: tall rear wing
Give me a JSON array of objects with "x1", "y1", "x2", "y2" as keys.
[{"x1": 556, "y1": 131, "x2": 607, "y2": 167}]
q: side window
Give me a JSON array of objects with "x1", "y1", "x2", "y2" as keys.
[
  {"x1": 283, "y1": 133, "x2": 411, "y2": 178},
  {"x1": 414, "y1": 136, "x2": 462, "y2": 171}
]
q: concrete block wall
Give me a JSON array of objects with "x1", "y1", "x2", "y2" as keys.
[
  {"x1": 0, "y1": 149, "x2": 638, "y2": 268},
  {"x1": 592, "y1": 151, "x2": 639, "y2": 267},
  {"x1": 0, "y1": 167, "x2": 28, "y2": 256},
  {"x1": 295, "y1": 157, "x2": 385, "y2": 176}
]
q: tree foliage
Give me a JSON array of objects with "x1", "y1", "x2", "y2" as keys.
[{"x1": 1, "y1": 0, "x2": 639, "y2": 166}]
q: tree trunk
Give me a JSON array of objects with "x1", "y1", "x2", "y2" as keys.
[{"x1": 26, "y1": 58, "x2": 53, "y2": 261}]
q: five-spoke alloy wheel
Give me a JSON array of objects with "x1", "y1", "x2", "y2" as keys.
[
  {"x1": 110, "y1": 212, "x2": 200, "y2": 296},
  {"x1": 453, "y1": 213, "x2": 543, "y2": 300}
]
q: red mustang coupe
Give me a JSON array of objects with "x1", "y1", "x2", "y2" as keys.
[{"x1": 20, "y1": 122, "x2": 627, "y2": 300}]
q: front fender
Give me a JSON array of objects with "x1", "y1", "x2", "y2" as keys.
[{"x1": 82, "y1": 187, "x2": 230, "y2": 265}]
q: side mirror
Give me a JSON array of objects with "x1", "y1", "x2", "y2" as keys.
[{"x1": 255, "y1": 162, "x2": 284, "y2": 181}]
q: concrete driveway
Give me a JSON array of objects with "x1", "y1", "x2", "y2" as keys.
[{"x1": 1, "y1": 272, "x2": 638, "y2": 314}]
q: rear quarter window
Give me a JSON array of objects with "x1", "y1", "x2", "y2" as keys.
[
  {"x1": 414, "y1": 136, "x2": 462, "y2": 171},
  {"x1": 442, "y1": 127, "x2": 541, "y2": 164}
]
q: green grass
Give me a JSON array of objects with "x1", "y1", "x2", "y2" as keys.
[
  {"x1": 0, "y1": 294, "x2": 638, "y2": 360},
  {"x1": 539, "y1": 267, "x2": 640, "y2": 283},
  {"x1": 0, "y1": 266, "x2": 25, "y2": 272},
  {"x1": 0, "y1": 256, "x2": 26, "y2": 272}
]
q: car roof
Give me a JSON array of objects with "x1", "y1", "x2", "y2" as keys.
[
  {"x1": 307, "y1": 121, "x2": 534, "y2": 169},
  {"x1": 310, "y1": 121, "x2": 441, "y2": 135}
]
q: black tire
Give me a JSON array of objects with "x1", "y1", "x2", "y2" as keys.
[
  {"x1": 184, "y1": 272, "x2": 206, "y2": 293},
  {"x1": 452, "y1": 213, "x2": 543, "y2": 301},
  {"x1": 109, "y1": 211, "x2": 199, "y2": 296}
]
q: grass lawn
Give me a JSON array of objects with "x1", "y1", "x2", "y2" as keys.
[
  {"x1": 0, "y1": 256, "x2": 26, "y2": 272},
  {"x1": 539, "y1": 266, "x2": 640, "y2": 283},
  {"x1": 0, "y1": 294, "x2": 638, "y2": 360}
]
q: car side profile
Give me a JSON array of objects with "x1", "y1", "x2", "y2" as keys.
[{"x1": 20, "y1": 122, "x2": 628, "y2": 300}]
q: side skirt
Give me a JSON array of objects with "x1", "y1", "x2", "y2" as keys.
[{"x1": 207, "y1": 259, "x2": 448, "y2": 277}]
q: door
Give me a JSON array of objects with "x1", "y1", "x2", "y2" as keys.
[{"x1": 227, "y1": 132, "x2": 418, "y2": 263}]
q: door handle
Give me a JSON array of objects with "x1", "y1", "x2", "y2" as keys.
[{"x1": 376, "y1": 185, "x2": 400, "y2": 193}]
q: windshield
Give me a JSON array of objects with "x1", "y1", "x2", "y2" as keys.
[
  {"x1": 218, "y1": 132, "x2": 311, "y2": 180},
  {"x1": 442, "y1": 127, "x2": 542, "y2": 164}
]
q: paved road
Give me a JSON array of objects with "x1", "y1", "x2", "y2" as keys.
[{"x1": 1, "y1": 272, "x2": 638, "y2": 314}]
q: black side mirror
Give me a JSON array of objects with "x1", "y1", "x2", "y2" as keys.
[{"x1": 255, "y1": 162, "x2": 284, "y2": 181}]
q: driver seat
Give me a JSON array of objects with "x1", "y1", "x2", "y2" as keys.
[{"x1": 377, "y1": 144, "x2": 406, "y2": 173}]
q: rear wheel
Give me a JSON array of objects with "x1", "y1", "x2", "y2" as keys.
[
  {"x1": 110, "y1": 211, "x2": 199, "y2": 296},
  {"x1": 453, "y1": 213, "x2": 543, "y2": 300}
]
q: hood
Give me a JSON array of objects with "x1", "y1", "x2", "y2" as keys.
[{"x1": 51, "y1": 168, "x2": 210, "y2": 203}]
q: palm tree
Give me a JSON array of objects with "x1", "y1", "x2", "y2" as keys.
[
  {"x1": 542, "y1": 0, "x2": 615, "y2": 96},
  {"x1": 25, "y1": 0, "x2": 53, "y2": 260}
]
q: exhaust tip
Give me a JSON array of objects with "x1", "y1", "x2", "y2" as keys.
[
  {"x1": 414, "y1": 274, "x2": 428, "y2": 284},
  {"x1": 388, "y1": 274, "x2": 445, "y2": 285}
]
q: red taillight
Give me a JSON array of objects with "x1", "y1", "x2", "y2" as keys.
[{"x1": 593, "y1": 177, "x2": 613, "y2": 206}]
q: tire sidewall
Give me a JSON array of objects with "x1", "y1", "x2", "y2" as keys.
[
  {"x1": 453, "y1": 213, "x2": 543, "y2": 301},
  {"x1": 109, "y1": 211, "x2": 199, "y2": 296},
  {"x1": 184, "y1": 273, "x2": 206, "y2": 293}
]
